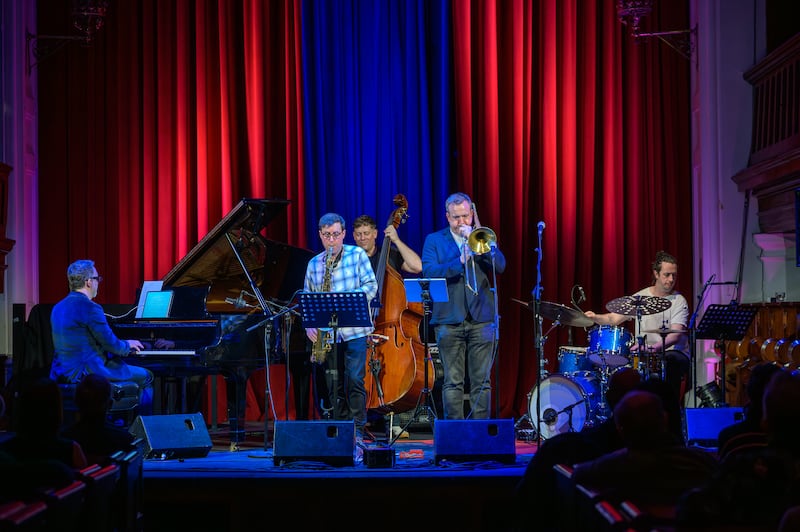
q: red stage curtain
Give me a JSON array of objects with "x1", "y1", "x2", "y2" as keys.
[
  {"x1": 35, "y1": 0, "x2": 690, "y2": 421},
  {"x1": 450, "y1": 0, "x2": 691, "y2": 416}
]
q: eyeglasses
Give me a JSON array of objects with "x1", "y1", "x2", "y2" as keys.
[
  {"x1": 89, "y1": 276, "x2": 103, "y2": 283},
  {"x1": 320, "y1": 231, "x2": 343, "y2": 240}
]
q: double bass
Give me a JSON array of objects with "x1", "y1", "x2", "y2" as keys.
[{"x1": 364, "y1": 194, "x2": 427, "y2": 414}]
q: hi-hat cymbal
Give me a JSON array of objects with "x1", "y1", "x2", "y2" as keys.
[
  {"x1": 605, "y1": 295, "x2": 672, "y2": 316},
  {"x1": 643, "y1": 327, "x2": 688, "y2": 335}
]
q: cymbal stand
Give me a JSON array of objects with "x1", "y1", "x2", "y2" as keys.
[{"x1": 634, "y1": 307, "x2": 650, "y2": 379}]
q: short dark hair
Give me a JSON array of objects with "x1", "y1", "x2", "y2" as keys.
[
  {"x1": 651, "y1": 250, "x2": 677, "y2": 273},
  {"x1": 353, "y1": 215, "x2": 377, "y2": 230}
]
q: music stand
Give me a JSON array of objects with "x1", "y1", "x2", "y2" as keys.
[
  {"x1": 298, "y1": 290, "x2": 373, "y2": 431},
  {"x1": 390, "y1": 278, "x2": 448, "y2": 443},
  {"x1": 695, "y1": 304, "x2": 757, "y2": 406}
]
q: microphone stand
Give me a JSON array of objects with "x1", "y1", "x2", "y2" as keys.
[
  {"x1": 223, "y1": 232, "x2": 276, "y2": 454},
  {"x1": 689, "y1": 277, "x2": 713, "y2": 408},
  {"x1": 490, "y1": 251, "x2": 501, "y2": 418},
  {"x1": 532, "y1": 225, "x2": 545, "y2": 445}
]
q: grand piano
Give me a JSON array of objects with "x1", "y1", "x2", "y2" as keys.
[{"x1": 112, "y1": 198, "x2": 314, "y2": 441}]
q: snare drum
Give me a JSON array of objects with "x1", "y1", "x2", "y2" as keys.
[
  {"x1": 558, "y1": 346, "x2": 592, "y2": 374},
  {"x1": 528, "y1": 373, "x2": 600, "y2": 439},
  {"x1": 587, "y1": 325, "x2": 633, "y2": 367}
]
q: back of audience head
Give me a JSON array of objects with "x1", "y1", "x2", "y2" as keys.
[
  {"x1": 15, "y1": 376, "x2": 63, "y2": 437},
  {"x1": 606, "y1": 367, "x2": 643, "y2": 411},
  {"x1": 635, "y1": 376, "x2": 684, "y2": 441},
  {"x1": 614, "y1": 390, "x2": 668, "y2": 449},
  {"x1": 761, "y1": 369, "x2": 800, "y2": 450},
  {"x1": 744, "y1": 363, "x2": 782, "y2": 423},
  {"x1": 75, "y1": 373, "x2": 113, "y2": 422}
]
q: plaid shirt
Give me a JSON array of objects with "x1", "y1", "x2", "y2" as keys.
[{"x1": 303, "y1": 244, "x2": 377, "y2": 342}]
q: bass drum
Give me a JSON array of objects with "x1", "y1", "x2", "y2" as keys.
[{"x1": 527, "y1": 373, "x2": 600, "y2": 440}]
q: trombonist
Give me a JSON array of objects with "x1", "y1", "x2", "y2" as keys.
[{"x1": 421, "y1": 192, "x2": 506, "y2": 419}]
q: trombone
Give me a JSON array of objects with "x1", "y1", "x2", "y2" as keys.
[{"x1": 465, "y1": 203, "x2": 497, "y2": 295}]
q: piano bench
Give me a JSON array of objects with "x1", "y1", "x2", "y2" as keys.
[{"x1": 59, "y1": 381, "x2": 140, "y2": 428}]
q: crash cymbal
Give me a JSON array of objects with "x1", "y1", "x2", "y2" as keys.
[
  {"x1": 605, "y1": 295, "x2": 672, "y2": 316},
  {"x1": 539, "y1": 301, "x2": 594, "y2": 328},
  {"x1": 643, "y1": 327, "x2": 688, "y2": 335}
]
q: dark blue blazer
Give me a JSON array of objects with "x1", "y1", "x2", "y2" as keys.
[{"x1": 421, "y1": 227, "x2": 506, "y2": 326}]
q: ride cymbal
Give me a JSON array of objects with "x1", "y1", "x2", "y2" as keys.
[{"x1": 605, "y1": 295, "x2": 672, "y2": 316}]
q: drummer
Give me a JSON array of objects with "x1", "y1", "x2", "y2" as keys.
[{"x1": 584, "y1": 250, "x2": 690, "y2": 403}]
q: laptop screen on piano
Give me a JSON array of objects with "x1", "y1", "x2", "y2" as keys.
[{"x1": 141, "y1": 290, "x2": 174, "y2": 319}]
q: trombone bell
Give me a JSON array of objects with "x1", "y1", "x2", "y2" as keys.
[{"x1": 468, "y1": 227, "x2": 497, "y2": 255}]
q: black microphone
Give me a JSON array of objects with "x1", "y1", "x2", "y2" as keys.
[
  {"x1": 704, "y1": 274, "x2": 716, "y2": 287},
  {"x1": 578, "y1": 286, "x2": 586, "y2": 303},
  {"x1": 542, "y1": 408, "x2": 558, "y2": 425},
  {"x1": 538, "y1": 221, "x2": 545, "y2": 232}
]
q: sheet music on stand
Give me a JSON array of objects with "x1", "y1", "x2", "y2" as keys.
[
  {"x1": 696, "y1": 304, "x2": 757, "y2": 342},
  {"x1": 298, "y1": 290, "x2": 373, "y2": 329},
  {"x1": 695, "y1": 303, "x2": 758, "y2": 406}
]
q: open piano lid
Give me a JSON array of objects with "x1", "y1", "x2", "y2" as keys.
[{"x1": 161, "y1": 198, "x2": 313, "y2": 311}]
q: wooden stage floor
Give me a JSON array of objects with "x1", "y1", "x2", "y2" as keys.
[{"x1": 140, "y1": 419, "x2": 537, "y2": 531}]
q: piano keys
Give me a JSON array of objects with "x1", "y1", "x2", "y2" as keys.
[{"x1": 134, "y1": 350, "x2": 198, "y2": 357}]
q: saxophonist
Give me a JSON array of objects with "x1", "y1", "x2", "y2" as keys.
[{"x1": 304, "y1": 213, "x2": 378, "y2": 442}]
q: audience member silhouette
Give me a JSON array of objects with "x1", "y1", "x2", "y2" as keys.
[
  {"x1": 0, "y1": 448, "x2": 76, "y2": 501},
  {"x1": 571, "y1": 389, "x2": 717, "y2": 507},
  {"x1": 0, "y1": 375, "x2": 88, "y2": 469},
  {"x1": 717, "y1": 362, "x2": 782, "y2": 459},
  {"x1": 677, "y1": 370, "x2": 800, "y2": 529},
  {"x1": 509, "y1": 367, "x2": 643, "y2": 531},
  {"x1": 635, "y1": 375, "x2": 685, "y2": 444},
  {"x1": 62, "y1": 373, "x2": 137, "y2": 465}
]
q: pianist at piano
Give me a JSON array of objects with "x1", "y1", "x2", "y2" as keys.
[{"x1": 49, "y1": 259, "x2": 155, "y2": 416}]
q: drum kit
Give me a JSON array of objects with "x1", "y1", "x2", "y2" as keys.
[{"x1": 515, "y1": 294, "x2": 681, "y2": 440}]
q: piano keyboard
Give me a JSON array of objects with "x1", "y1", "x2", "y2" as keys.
[{"x1": 134, "y1": 349, "x2": 197, "y2": 357}]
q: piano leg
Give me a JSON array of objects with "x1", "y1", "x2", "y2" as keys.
[{"x1": 225, "y1": 366, "x2": 250, "y2": 445}]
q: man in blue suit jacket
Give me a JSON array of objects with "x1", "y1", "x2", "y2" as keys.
[{"x1": 421, "y1": 192, "x2": 506, "y2": 419}]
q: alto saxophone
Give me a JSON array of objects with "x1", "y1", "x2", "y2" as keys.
[{"x1": 311, "y1": 247, "x2": 336, "y2": 363}]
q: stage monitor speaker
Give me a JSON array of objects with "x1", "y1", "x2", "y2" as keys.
[
  {"x1": 683, "y1": 406, "x2": 744, "y2": 448},
  {"x1": 434, "y1": 418, "x2": 516, "y2": 464},
  {"x1": 130, "y1": 413, "x2": 212, "y2": 459},
  {"x1": 273, "y1": 420, "x2": 354, "y2": 467}
]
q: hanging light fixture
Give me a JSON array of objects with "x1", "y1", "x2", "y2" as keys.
[
  {"x1": 72, "y1": 0, "x2": 109, "y2": 41},
  {"x1": 26, "y1": 0, "x2": 109, "y2": 74},
  {"x1": 616, "y1": 0, "x2": 696, "y2": 61}
]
